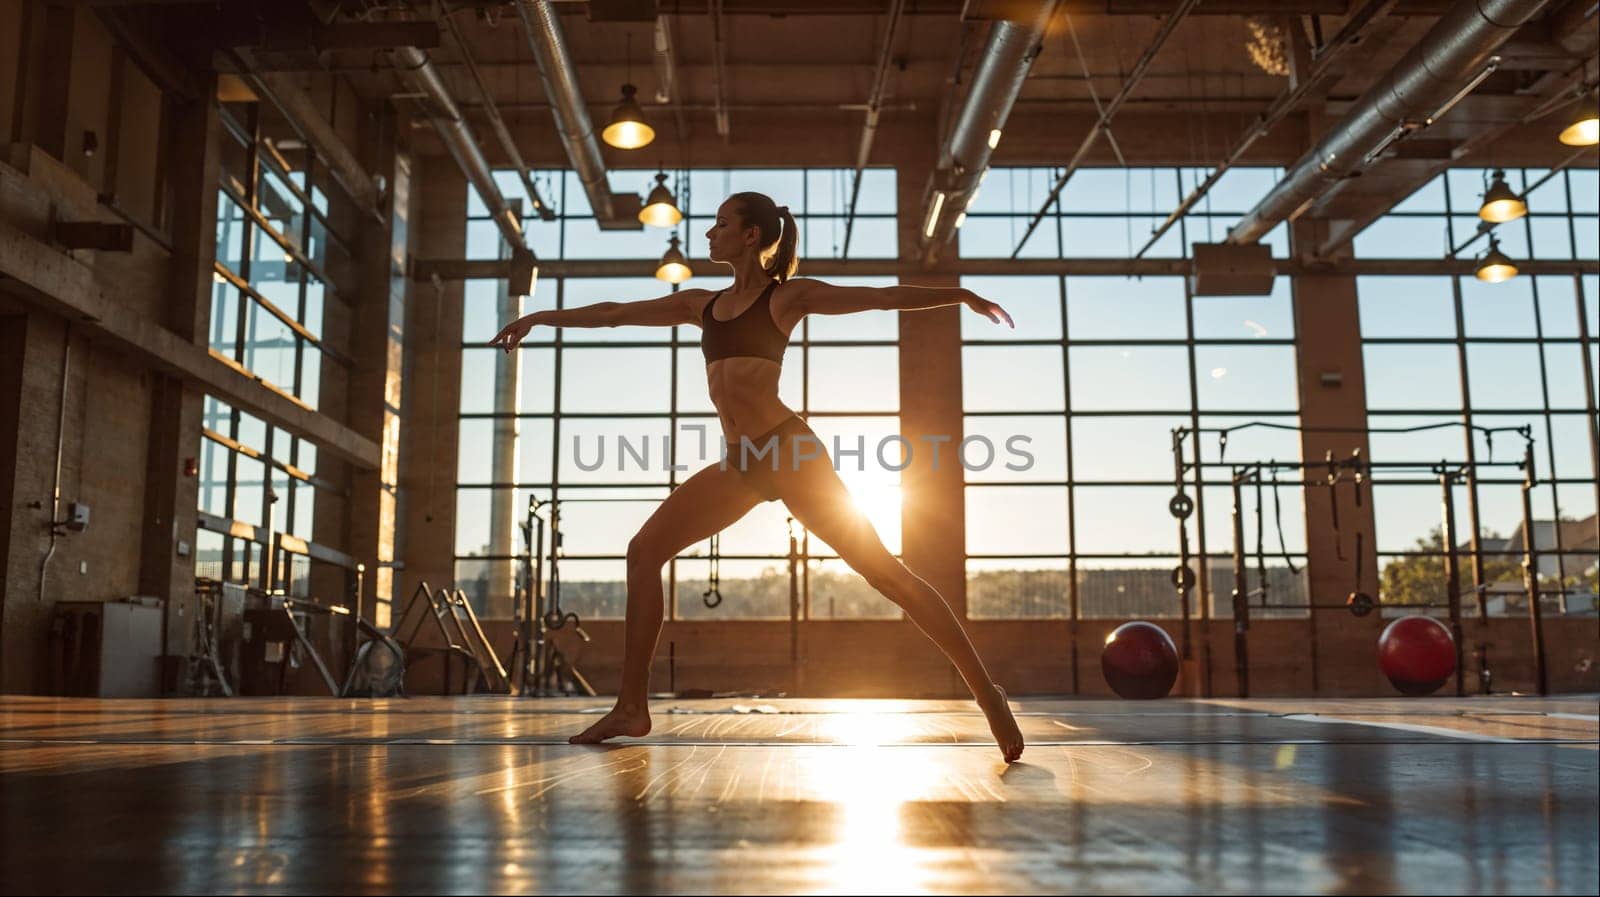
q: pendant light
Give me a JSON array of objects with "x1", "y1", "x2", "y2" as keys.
[
  {"x1": 602, "y1": 34, "x2": 654, "y2": 150},
  {"x1": 1474, "y1": 235, "x2": 1518, "y2": 283},
  {"x1": 1558, "y1": 92, "x2": 1599, "y2": 147},
  {"x1": 1477, "y1": 169, "x2": 1526, "y2": 223},
  {"x1": 655, "y1": 234, "x2": 691, "y2": 284},
  {"x1": 639, "y1": 171, "x2": 682, "y2": 227}
]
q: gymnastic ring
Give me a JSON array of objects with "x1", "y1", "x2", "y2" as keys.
[
  {"x1": 1170, "y1": 564, "x2": 1197, "y2": 591},
  {"x1": 1168, "y1": 493, "x2": 1195, "y2": 520}
]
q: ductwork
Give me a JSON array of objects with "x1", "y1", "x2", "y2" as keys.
[
  {"x1": 920, "y1": 2, "x2": 1058, "y2": 263},
  {"x1": 653, "y1": 16, "x2": 677, "y2": 104},
  {"x1": 436, "y1": 4, "x2": 556, "y2": 221},
  {"x1": 391, "y1": 46, "x2": 525, "y2": 249},
  {"x1": 514, "y1": 0, "x2": 620, "y2": 224},
  {"x1": 652, "y1": 15, "x2": 690, "y2": 141},
  {"x1": 1228, "y1": 0, "x2": 1553, "y2": 245}
]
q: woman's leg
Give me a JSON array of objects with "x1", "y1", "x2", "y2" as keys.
[
  {"x1": 774, "y1": 449, "x2": 1025, "y2": 762},
  {"x1": 569, "y1": 462, "x2": 765, "y2": 744}
]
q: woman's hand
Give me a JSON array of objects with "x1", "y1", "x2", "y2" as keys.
[
  {"x1": 489, "y1": 315, "x2": 536, "y2": 353},
  {"x1": 963, "y1": 290, "x2": 1015, "y2": 328}
]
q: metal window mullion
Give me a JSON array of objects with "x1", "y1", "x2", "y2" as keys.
[
  {"x1": 1183, "y1": 248, "x2": 1212, "y2": 631},
  {"x1": 217, "y1": 178, "x2": 339, "y2": 292},
  {"x1": 212, "y1": 264, "x2": 343, "y2": 361},
  {"x1": 1059, "y1": 274, "x2": 1079, "y2": 687},
  {"x1": 222, "y1": 104, "x2": 261, "y2": 585},
  {"x1": 216, "y1": 98, "x2": 349, "y2": 263},
  {"x1": 1451, "y1": 274, "x2": 1490, "y2": 617},
  {"x1": 233, "y1": 107, "x2": 259, "y2": 370},
  {"x1": 202, "y1": 428, "x2": 335, "y2": 495},
  {"x1": 1571, "y1": 272, "x2": 1600, "y2": 556},
  {"x1": 1527, "y1": 267, "x2": 1571, "y2": 610},
  {"x1": 294, "y1": 145, "x2": 315, "y2": 406},
  {"x1": 668, "y1": 297, "x2": 682, "y2": 622},
  {"x1": 1444, "y1": 176, "x2": 1491, "y2": 617},
  {"x1": 263, "y1": 422, "x2": 280, "y2": 586},
  {"x1": 549, "y1": 276, "x2": 566, "y2": 608}
]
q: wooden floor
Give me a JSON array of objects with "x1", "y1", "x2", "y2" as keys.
[{"x1": 1, "y1": 695, "x2": 1596, "y2": 895}]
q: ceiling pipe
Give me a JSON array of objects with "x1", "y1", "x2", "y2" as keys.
[
  {"x1": 842, "y1": 0, "x2": 907, "y2": 259},
  {"x1": 391, "y1": 45, "x2": 525, "y2": 249},
  {"x1": 1227, "y1": 0, "x2": 1555, "y2": 246},
  {"x1": 653, "y1": 15, "x2": 677, "y2": 104},
  {"x1": 1132, "y1": 0, "x2": 1397, "y2": 258},
  {"x1": 653, "y1": 14, "x2": 691, "y2": 139},
  {"x1": 514, "y1": 0, "x2": 640, "y2": 226},
  {"x1": 437, "y1": 2, "x2": 555, "y2": 221},
  {"x1": 711, "y1": 0, "x2": 732, "y2": 141},
  {"x1": 918, "y1": 1, "x2": 1060, "y2": 265},
  {"x1": 1314, "y1": 62, "x2": 1597, "y2": 256}
]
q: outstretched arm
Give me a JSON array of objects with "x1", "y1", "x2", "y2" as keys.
[
  {"x1": 788, "y1": 279, "x2": 1013, "y2": 327},
  {"x1": 490, "y1": 289, "x2": 710, "y2": 351}
]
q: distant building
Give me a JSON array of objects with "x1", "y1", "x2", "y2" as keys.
[{"x1": 1476, "y1": 514, "x2": 1598, "y2": 615}]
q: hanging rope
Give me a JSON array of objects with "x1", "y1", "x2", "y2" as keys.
[
  {"x1": 1271, "y1": 466, "x2": 1301, "y2": 575},
  {"x1": 702, "y1": 532, "x2": 723, "y2": 608}
]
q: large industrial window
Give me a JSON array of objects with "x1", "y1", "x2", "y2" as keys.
[
  {"x1": 960, "y1": 167, "x2": 1304, "y2": 620},
  {"x1": 1359, "y1": 166, "x2": 1599, "y2": 618},
  {"x1": 455, "y1": 168, "x2": 901, "y2": 620},
  {"x1": 194, "y1": 100, "x2": 354, "y2": 594}
]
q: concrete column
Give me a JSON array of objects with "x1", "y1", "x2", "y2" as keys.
[
  {"x1": 486, "y1": 240, "x2": 521, "y2": 618},
  {"x1": 1291, "y1": 220, "x2": 1384, "y2": 695},
  {"x1": 396, "y1": 160, "x2": 466, "y2": 615},
  {"x1": 348, "y1": 105, "x2": 413, "y2": 629},
  {"x1": 895, "y1": 121, "x2": 968, "y2": 626},
  {"x1": 0, "y1": 314, "x2": 23, "y2": 683},
  {"x1": 140, "y1": 76, "x2": 218, "y2": 688}
]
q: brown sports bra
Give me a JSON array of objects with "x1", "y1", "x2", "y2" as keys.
[{"x1": 700, "y1": 281, "x2": 788, "y2": 365}]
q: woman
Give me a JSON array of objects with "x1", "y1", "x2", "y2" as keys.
[{"x1": 490, "y1": 192, "x2": 1024, "y2": 762}]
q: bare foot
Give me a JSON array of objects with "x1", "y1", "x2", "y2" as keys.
[
  {"x1": 568, "y1": 703, "x2": 653, "y2": 744},
  {"x1": 978, "y1": 685, "x2": 1025, "y2": 763}
]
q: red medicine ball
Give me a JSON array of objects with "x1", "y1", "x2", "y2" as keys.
[
  {"x1": 1101, "y1": 621, "x2": 1180, "y2": 700},
  {"x1": 1377, "y1": 615, "x2": 1456, "y2": 696}
]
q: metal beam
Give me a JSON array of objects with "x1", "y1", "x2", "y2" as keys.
[
  {"x1": 411, "y1": 255, "x2": 1599, "y2": 281},
  {"x1": 304, "y1": 21, "x2": 441, "y2": 50},
  {"x1": 842, "y1": 0, "x2": 907, "y2": 258},
  {"x1": 1227, "y1": 0, "x2": 1554, "y2": 246},
  {"x1": 248, "y1": 68, "x2": 382, "y2": 218},
  {"x1": 1009, "y1": 0, "x2": 1201, "y2": 258},
  {"x1": 64, "y1": 1, "x2": 1453, "y2": 12},
  {"x1": 1133, "y1": 0, "x2": 1397, "y2": 258}
]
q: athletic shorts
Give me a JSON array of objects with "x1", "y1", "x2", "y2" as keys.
[{"x1": 726, "y1": 415, "x2": 828, "y2": 502}]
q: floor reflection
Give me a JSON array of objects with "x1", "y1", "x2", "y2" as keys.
[{"x1": 0, "y1": 696, "x2": 1593, "y2": 894}]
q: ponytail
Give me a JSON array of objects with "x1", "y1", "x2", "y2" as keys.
[
  {"x1": 768, "y1": 205, "x2": 799, "y2": 283},
  {"x1": 728, "y1": 192, "x2": 800, "y2": 283}
]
